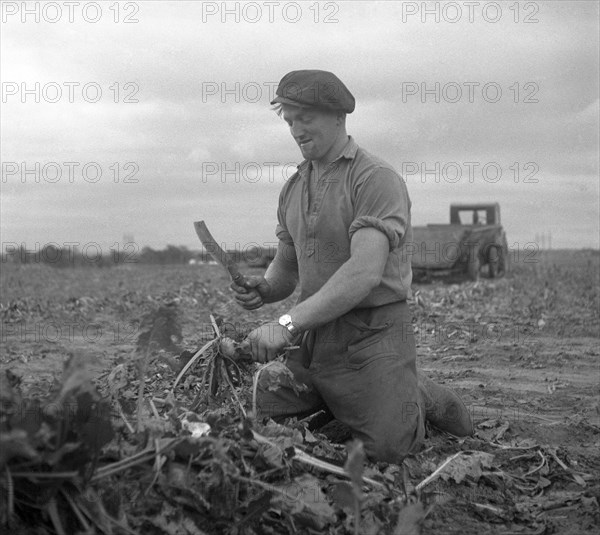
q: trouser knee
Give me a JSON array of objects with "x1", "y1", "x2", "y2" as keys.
[
  {"x1": 255, "y1": 398, "x2": 301, "y2": 420},
  {"x1": 360, "y1": 403, "x2": 424, "y2": 464},
  {"x1": 363, "y1": 432, "x2": 414, "y2": 465},
  {"x1": 364, "y1": 440, "x2": 405, "y2": 465}
]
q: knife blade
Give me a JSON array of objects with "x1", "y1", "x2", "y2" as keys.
[{"x1": 193, "y1": 221, "x2": 247, "y2": 287}]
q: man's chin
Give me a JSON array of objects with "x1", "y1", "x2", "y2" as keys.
[{"x1": 300, "y1": 147, "x2": 318, "y2": 160}]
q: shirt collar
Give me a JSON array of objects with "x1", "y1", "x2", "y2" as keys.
[
  {"x1": 336, "y1": 135, "x2": 359, "y2": 161},
  {"x1": 296, "y1": 136, "x2": 358, "y2": 174}
]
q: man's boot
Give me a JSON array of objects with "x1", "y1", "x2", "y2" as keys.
[{"x1": 418, "y1": 374, "x2": 474, "y2": 436}]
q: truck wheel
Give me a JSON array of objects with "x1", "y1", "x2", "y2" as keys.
[
  {"x1": 498, "y1": 239, "x2": 509, "y2": 276},
  {"x1": 488, "y1": 247, "x2": 500, "y2": 278},
  {"x1": 491, "y1": 238, "x2": 509, "y2": 278},
  {"x1": 412, "y1": 269, "x2": 427, "y2": 283},
  {"x1": 467, "y1": 248, "x2": 480, "y2": 281}
]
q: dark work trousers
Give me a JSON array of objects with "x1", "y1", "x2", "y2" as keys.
[{"x1": 257, "y1": 301, "x2": 425, "y2": 464}]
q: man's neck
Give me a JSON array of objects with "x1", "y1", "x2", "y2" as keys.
[{"x1": 311, "y1": 133, "x2": 350, "y2": 172}]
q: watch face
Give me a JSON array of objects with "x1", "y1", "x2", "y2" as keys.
[{"x1": 279, "y1": 314, "x2": 292, "y2": 327}]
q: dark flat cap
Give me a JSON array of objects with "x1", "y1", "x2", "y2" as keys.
[{"x1": 271, "y1": 70, "x2": 355, "y2": 113}]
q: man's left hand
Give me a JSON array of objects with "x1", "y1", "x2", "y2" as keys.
[
  {"x1": 242, "y1": 322, "x2": 294, "y2": 363},
  {"x1": 231, "y1": 276, "x2": 271, "y2": 310}
]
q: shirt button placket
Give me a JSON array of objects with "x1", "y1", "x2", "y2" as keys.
[
  {"x1": 307, "y1": 218, "x2": 315, "y2": 257},
  {"x1": 302, "y1": 167, "x2": 312, "y2": 258}
]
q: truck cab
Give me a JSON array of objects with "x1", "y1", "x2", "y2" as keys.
[
  {"x1": 412, "y1": 203, "x2": 508, "y2": 281},
  {"x1": 450, "y1": 203, "x2": 501, "y2": 226}
]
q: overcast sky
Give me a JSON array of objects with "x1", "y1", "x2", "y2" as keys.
[{"x1": 1, "y1": 0, "x2": 599, "y2": 254}]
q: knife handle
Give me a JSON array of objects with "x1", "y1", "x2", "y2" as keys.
[{"x1": 228, "y1": 267, "x2": 248, "y2": 287}]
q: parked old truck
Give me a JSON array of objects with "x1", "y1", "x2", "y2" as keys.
[{"x1": 411, "y1": 203, "x2": 509, "y2": 281}]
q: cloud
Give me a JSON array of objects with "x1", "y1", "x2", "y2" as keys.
[{"x1": 1, "y1": 1, "x2": 598, "y2": 249}]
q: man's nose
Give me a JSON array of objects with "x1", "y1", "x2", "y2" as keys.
[{"x1": 290, "y1": 123, "x2": 304, "y2": 138}]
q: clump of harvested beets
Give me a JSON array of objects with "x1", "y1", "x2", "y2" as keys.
[{"x1": 219, "y1": 337, "x2": 250, "y2": 360}]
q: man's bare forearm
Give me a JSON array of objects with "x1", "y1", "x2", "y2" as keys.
[
  {"x1": 288, "y1": 228, "x2": 389, "y2": 331},
  {"x1": 288, "y1": 260, "x2": 377, "y2": 329},
  {"x1": 263, "y1": 242, "x2": 299, "y2": 303}
]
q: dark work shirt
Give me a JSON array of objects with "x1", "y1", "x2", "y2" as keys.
[{"x1": 276, "y1": 136, "x2": 413, "y2": 307}]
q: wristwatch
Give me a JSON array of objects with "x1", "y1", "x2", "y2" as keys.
[{"x1": 278, "y1": 314, "x2": 300, "y2": 337}]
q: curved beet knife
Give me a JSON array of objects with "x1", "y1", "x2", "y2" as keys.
[{"x1": 194, "y1": 221, "x2": 247, "y2": 287}]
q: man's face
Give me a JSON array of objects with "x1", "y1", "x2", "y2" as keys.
[{"x1": 281, "y1": 105, "x2": 341, "y2": 162}]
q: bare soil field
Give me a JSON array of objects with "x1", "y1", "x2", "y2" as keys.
[{"x1": 1, "y1": 249, "x2": 598, "y2": 534}]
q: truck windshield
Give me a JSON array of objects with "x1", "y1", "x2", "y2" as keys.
[{"x1": 457, "y1": 210, "x2": 487, "y2": 225}]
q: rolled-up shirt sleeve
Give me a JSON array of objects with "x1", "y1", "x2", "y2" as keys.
[
  {"x1": 348, "y1": 167, "x2": 410, "y2": 251},
  {"x1": 276, "y1": 197, "x2": 294, "y2": 246}
]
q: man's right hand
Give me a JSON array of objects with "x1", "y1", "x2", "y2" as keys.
[{"x1": 231, "y1": 276, "x2": 271, "y2": 310}]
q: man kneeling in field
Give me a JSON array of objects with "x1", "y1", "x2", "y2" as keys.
[{"x1": 232, "y1": 70, "x2": 473, "y2": 464}]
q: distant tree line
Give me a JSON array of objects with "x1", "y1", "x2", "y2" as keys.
[{"x1": 1, "y1": 244, "x2": 276, "y2": 268}]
